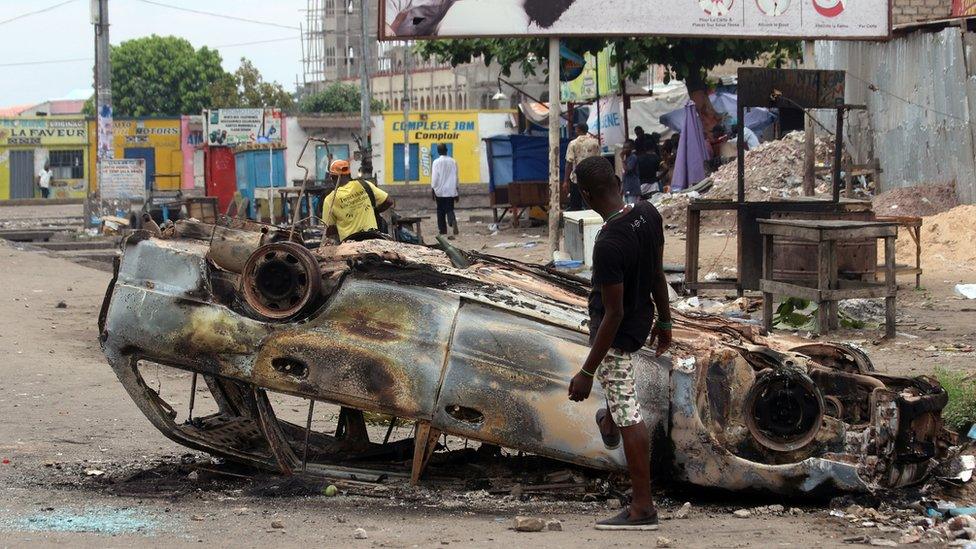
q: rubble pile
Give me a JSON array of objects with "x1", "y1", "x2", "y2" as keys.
[
  {"x1": 873, "y1": 181, "x2": 959, "y2": 218},
  {"x1": 898, "y1": 205, "x2": 976, "y2": 269},
  {"x1": 656, "y1": 131, "x2": 835, "y2": 229}
]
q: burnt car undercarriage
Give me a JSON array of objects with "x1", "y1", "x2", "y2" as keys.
[{"x1": 98, "y1": 219, "x2": 954, "y2": 495}]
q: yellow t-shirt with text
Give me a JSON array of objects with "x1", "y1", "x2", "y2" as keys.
[{"x1": 323, "y1": 180, "x2": 390, "y2": 242}]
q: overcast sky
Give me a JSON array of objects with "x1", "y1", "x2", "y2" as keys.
[{"x1": 0, "y1": 0, "x2": 306, "y2": 107}]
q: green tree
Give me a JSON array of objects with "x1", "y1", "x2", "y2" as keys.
[
  {"x1": 209, "y1": 58, "x2": 295, "y2": 110},
  {"x1": 299, "y1": 82, "x2": 384, "y2": 114},
  {"x1": 91, "y1": 35, "x2": 228, "y2": 117},
  {"x1": 415, "y1": 37, "x2": 798, "y2": 128}
]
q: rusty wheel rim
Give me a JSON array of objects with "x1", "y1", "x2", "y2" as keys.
[
  {"x1": 743, "y1": 367, "x2": 825, "y2": 453},
  {"x1": 241, "y1": 242, "x2": 322, "y2": 321}
]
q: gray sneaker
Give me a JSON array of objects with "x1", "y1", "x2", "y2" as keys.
[{"x1": 594, "y1": 509, "x2": 659, "y2": 531}]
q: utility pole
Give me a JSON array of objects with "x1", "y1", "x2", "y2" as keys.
[
  {"x1": 402, "y1": 44, "x2": 411, "y2": 185},
  {"x1": 359, "y1": 0, "x2": 372, "y2": 176},
  {"x1": 91, "y1": 0, "x2": 113, "y2": 227},
  {"x1": 546, "y1": 38, "x2": 561, "y2": 258}
]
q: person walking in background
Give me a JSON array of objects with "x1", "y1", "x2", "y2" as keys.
[
  {"x1": 564, "y1": 123, "x2": 601, "y2": 211},
  {"x1": 431, "y1": 143, "x2": 460, "y2": 238},
  {"x1": 621, "y1": 140, "x2": 641, "y2": 204},
  {"x1": 636, "y1": 140, "x2": 661, "y2": 195},
  {"x1": 37, "y1": 162, "x2": 53, "y2": 199}
]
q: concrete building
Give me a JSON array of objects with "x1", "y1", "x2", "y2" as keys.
[{"x1": 302, "y1": 0, "x2": 549, "y2": 112}]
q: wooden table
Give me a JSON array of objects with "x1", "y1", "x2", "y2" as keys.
[
  {"x1": 277, "y1": 186, "x2": 333, "y2": 226},
  {"x1": 392, "y1": 215, "x2": 428, "y2": 245},
  {"x1": 875, "y1": 215, "x2": 922, "y2": 289},
  {"x1": 759, "y1": 219, "x2": 899, "y2": 338}
]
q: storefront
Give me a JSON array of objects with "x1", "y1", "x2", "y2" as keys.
[
  {"x1": 88, "y1": 118, "x2": 183, "y2": 192},
  {"x1": 0, "y1": 117, "x2": 90, "y2": 200},
  {"x1": 380, "y1": 111, "x2": 485, "y2": 186}
]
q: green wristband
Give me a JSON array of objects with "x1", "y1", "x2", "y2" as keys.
[
  {"x1": 656, "y1": 320, "x2": 673, "y2": 330},
  {"x1": 579, "y1": 368, "x2": 595, "y2": 378}
]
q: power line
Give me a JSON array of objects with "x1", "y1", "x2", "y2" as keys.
[
  {"x1": 0, "y1": 57, "x2": 91, "y2": 68},
  {"x1": 0, "y1": 38, "x2": 298, "y2": 69},
  {"x1": 846, "y1": 71, "x2": 969, "y2": 123},
  {"x1": 0, "y1": 0, "x2": 78, "y2": 26},
  {"x1": 214, "y1": 36, "x2": 300, "y2": 49},
  {"x1": 134, "y1": 0, "x2": 301, "y2": 31}
]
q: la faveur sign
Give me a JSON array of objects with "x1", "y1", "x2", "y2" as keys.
[{"x1": 381, "y1": 0, "x2": 890, "y2": 41}]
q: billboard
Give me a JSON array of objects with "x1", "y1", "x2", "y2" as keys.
[
  {"x1": 561, "y1": 46, "x2": 620, "y2": 103},
  {"x1": 204, "y1": 109, "x2": 282, "y2": 147},
  {"x1": 100, "y1": 159, "x2": 147, "y2": 201},
  {"x1": 381, "y1": 0, "x2": 891, "y2": 40},
  {"x1": 953, "y1": 0, "x2": 976, "y2": 17}
]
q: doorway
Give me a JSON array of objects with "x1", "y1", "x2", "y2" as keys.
[
  {"x1": 9, "y1": 150, "x2": 35, "y2": 199},
  {"x1": 124, "y1": 147, "x2": 156, "y2": 190}
]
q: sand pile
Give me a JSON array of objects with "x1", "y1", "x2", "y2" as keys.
[
  {"x1": 873, "y1": 182, "x2": 959, "y2": 218},
  {"x1": 896, "y1": 205, "x2": 976, "y2": 270}
]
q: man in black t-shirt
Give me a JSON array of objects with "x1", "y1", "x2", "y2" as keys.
[{"x1": 568, "y1": 157, "x2": 672, "y2": 531}]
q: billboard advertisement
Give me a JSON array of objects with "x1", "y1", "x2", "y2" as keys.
[
  {"x1": 204, "y1": 109, "x2": 282, "y2": 147},
  {"x1": 561, "y1": 46, "x2": 620, "y2": 103},
  {"x1": 381, "y1": 0, "x2": 890, "y2": 40}
]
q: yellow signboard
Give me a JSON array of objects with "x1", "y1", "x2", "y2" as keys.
[
  {"x1": 0, "y1": 118, "x2": 88, "y2": 146},
  {"x1": 383, "y1": 111, "x2": 480, "y2": 185},
  {"x1": 88, "y1": 118, "x2": 183, "y2": 191}
]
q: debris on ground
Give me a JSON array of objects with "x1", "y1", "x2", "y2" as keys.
[
  {"x1": 354, "y1": 527, "x2": 368, "y2": 539},
  {"x1": 656, "y1": 536, "x2": 673, "y2": 547},
  {"x1": 873, "y1": 181, "x2": 959, "y2": 218},
  {"x1": 655, "y1": 131, "x2": 835, "y2": 228},
  {"x1": 955, "y1": 285, "x2": 976, "y2": 300},
  {"x1": 513, "y1": 516, "x2": 546, "y2": 532},
  {"x1": 674, "y1": 502, "x2": 691, "y2": 519},
  {"x1": 733, "y1": 509, "x2": 752, "y2": 518}
]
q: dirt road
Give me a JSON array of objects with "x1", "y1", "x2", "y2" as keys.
[{"x1": 0, "y1": 205, "x2": 972, "y2": 547}]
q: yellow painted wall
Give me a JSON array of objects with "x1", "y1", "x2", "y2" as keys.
[
  {"x1": 88, "y1": 118, "x2": 183, "y2": 191},
  {"x1": 0, "y1": 117, "x2": 89, "y2": 200},
  {"x1": 383, "y1": 111, "x2": 481, "y2": 185}
]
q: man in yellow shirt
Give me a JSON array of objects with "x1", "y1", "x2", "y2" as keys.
[{"x1": 322, "y1": 160, "x2": 395, "y2": 242}]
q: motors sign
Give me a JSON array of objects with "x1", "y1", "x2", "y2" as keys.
[{"x1": 381, "y1": 0, "x2": 890, "y2": 40}]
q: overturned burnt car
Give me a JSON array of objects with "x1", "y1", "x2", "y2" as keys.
[{"x1": 98, "y1": 219, "x2": 953, "y2": 494}]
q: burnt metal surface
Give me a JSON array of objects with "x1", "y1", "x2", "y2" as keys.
[{"x1": 99, "y1": 221, "x2": 953, "y2": 494}]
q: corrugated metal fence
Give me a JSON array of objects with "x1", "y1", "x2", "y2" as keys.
[{"x1": 818, "y1": 28, "x2": 976, "y2": 204}]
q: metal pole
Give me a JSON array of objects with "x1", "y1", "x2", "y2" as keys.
[
  {"x1": 802, "y1": 40, "x2": 816, "y2": 196},
  {"x1": 403, "y1": 43, "x2": 411, "y2": 185},
  {"x1": 833, "y1": 107, "x2": 844, "y2": 202},
  {"x1": 595, "y1": 55, "x2": 602, "y2": 146},
  {"x1": 546, "y1": 38, "x2": 562, "y2": 258},
  {"x1": 92, "y1": 0, "x2": 113, "y2": 228},
  {"x1": 359, "y1": 0, "x2": 372, "y2": 176}
]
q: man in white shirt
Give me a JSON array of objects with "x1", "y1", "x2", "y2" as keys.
[
  {"x1": 37, "y1": 162, "x2": 53, "y2": 199},
  {"x1": 430, "y1": 144, "x2": 460, "y2": 237}
]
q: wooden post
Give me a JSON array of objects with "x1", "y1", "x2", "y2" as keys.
[
  {"x1": 828, "y1": 240, "x2": 839, "y2": 330},
  {"x1": 410, "y1": 421, "x2": 441, "y2": 485},
  {"x1": 802, "y1": 40, "x2": 816, "y2": 197},
  {"x1": 914, "y1": 225, "x2": 922, "y2": 289},
  {"x1": 817, "y1": 239, "x2": 831, "y2": 335},
  {"x1": 762, "y1": 234, "x2": 775, "y2": 333},
  {"x1": 685, "y1": 206, "x2": 701, "y2": 296},
  {"x1": 737, "y1": 104, "x2": 746, "y2": 203},
  {"x1": 884, "y1": 235, "x2": 897, "y2": 339},
  {"x1": 832, "y1": 107, "x2": 844, "y2": 202},
  {"x1": 546, "y1": 38, "x2": 562, "y2": 259}
]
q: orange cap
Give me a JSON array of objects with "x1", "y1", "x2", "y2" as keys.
[{"x1": 329, "y1": 159, "x2": 351, "y2": 175}]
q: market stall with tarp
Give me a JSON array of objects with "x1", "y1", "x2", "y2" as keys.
[
  {"x1": 485, "y1": 134, "x2": 569, "y2": 226},
  {"x1": 660, "y1": 91, "x2": 778, "y2": 135}
]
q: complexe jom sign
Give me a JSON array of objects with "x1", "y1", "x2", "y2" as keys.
[{"x1": 380, "y1": 0, "x2": 891, "y2": 41}]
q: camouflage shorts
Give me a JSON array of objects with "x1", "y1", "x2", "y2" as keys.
[{"x1": 596, "y1": 350, "x2": 643, "y2": 428}]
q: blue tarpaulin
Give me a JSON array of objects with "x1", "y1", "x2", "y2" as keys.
[{"x1": 485, "y1": 135, "x2": 570, "y2": 192}]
